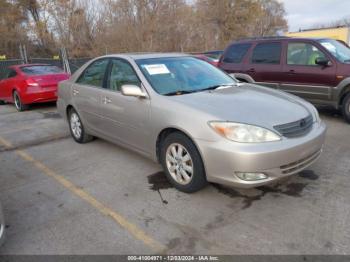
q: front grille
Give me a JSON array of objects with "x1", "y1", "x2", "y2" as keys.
[
  {"x1": 274, "y1": 114, "x2": 313, "y2": 138},
  {"x1": 280, "y1": 149, "x2": 322, "y2": 174}
]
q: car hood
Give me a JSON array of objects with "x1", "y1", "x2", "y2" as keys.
[{"x1": 168, "y1": 84, "x2": 312, "y2": 129}]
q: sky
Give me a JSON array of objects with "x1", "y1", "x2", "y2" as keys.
[{"x1": 280, "y1": 0, "x2": 350, "y2": 32}]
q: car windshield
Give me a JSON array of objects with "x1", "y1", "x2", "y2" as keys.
[
  {"x1": 318, "y1": 39, "x2": 350, "y2": 63},
  {"x1": 136, "y1": 56, "x2": 235, "y2": 95},
  {"x1": 21, "y1": 65, "x2": 64, "y2": 75}
]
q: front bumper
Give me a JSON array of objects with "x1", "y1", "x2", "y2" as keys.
[{"x1": 196, "y1": 121, "x2": 327, "y2": 188}]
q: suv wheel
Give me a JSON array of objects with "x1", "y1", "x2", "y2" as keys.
[
  {"x1": 160, "y1": 132, "x2": 207, "y2": 193},
  {"x1": 342, "y1": 93, "x2": 350, "y2": 123},
  {"x1": 13, "y1": 91, "x2": 29, "y2": 111},
  {"x1": 68, "y1": 108, "x2": 93, "y2": 143}
]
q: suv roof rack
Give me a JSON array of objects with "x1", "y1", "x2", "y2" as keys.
[{"x1": 236, "y1": 36, "x2": 290, "y2": 41}]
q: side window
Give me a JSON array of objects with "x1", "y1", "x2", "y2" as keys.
[
  {"x1": 0, "y1": 68, "x2": 9, "y2": 80},
  {"x1": 223, "y1": 43, "x2": 251, "y2": 63},
  {"x1": 287, "y1": 42, "x2": 327, "y2": 66},
  {"x1": 77, "y1": 59, "x2": 109, "y2": 87},
  {"x1": 251, "y1": 42, "x2": 281, "y2": 64},
  {"x1": 107, "y1": 59, "x2": 141, "y2": 91},
  {"x1": 8, "y1": 70, "x2": 17, "y2": 78}
]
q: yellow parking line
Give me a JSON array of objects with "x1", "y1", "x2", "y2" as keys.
[{"x1": 0, "y1": 135, "x2": 167, "y2": 253}]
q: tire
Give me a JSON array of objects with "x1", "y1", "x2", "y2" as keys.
[
  {"x1": 68, "y1": 108, "x2": 93, "y2": 143},
  {"x1": 13, "y1": 91, "x2": 29, "y2": 111},
  {"x1": 160, "y1": 132, "x2": 207, "y2": 193},
  {"x1": 342, "y1": 93, "x2": 350, "y2": 123},
  {"x1": 0, "y1": 100, "x2": 5, "y2": 105}
]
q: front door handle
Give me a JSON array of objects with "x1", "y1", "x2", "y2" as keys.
[
  {"x1": 73, "y1": 89, "x2": 79, "y2": 95},
  {"x1": 247, "y1": 68, "x2": 255, "y2": 73},
  {"x1": 103, "y1": 97, "x2": 112, "y2": 104},
  {"x1": 288, "y1": 69, "x2": 296, "y2": 74}
]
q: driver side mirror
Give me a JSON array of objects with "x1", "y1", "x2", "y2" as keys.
[
  {"x1": 315, "y1": 57, "x2": 332, "y2": 67},
  {"x1": 121, "y1": 85, "x2": 147, "y2": 98}
]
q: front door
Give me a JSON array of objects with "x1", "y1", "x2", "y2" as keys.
[
  {"x1": 281, "y1": 41, "x2": 336, "y2": 102},
  {"x1": 72, "y1": 58, "x2": 109, "y2": 133},
  {"x1": 99, "y1": 58, "x2": 151, "y2": 154}
]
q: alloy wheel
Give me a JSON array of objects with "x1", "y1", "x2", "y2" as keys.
[
  {"x1": 165, "y1": 143, "x2": 194, "y2": 185},
  {"x1": 14, "y1": 93, "x2": 21, "y2": 110},
  {"x1": 70, "y1": 112, "x2": 82, "y2": 139}
]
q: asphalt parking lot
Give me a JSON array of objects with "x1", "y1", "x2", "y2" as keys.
[{"x1": 0, "y1": 103, "x2": 349, "y2": 255}]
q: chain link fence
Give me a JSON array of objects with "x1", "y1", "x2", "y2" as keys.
[{"x1": 0, "y1": 59, "x2": 25, "y2": 74}]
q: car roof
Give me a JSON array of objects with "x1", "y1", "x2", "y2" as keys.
[
  {"x1": 10, "y1": 64, "x2": 51, "y2": 70},
  {"x1": 232, "y1": 37, "x2": 330, "y2": 44},
  {"x1": 103, "y1": 52, "x2": 189, "y2": 60}
]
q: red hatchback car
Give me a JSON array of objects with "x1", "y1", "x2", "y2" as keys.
[
  {"x1": 193, "y1": 54, "x2": 220, "y2": 67},
  {"x1": 0, "y1": 64, "x2": 70, "y2": 111}
]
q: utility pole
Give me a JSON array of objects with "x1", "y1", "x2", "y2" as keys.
[
  {"x1": 60, "y1": 47, "x2": 71, "y2": 75},
  {"x1": 19, "y1": 44, "x2": 28, "y2": 64}
]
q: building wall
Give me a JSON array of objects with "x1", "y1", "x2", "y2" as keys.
[{"x1": 285, "y1": 27, "x2": 349, "y2": 43}]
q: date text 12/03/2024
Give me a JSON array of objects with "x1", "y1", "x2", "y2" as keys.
[{"x1": 127, "y1": 256, "x2": 219, "y2": 261}]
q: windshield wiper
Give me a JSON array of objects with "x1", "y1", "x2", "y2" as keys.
[
  {"x1": 199, "y1": 83, "x2": 236, "y2": 92},
  {"x1": 164, "y1": 90, "x2": 196, "y2": 96},
  {"x1": 164, "y1": 84, "x2": 236, "y2": 96}
]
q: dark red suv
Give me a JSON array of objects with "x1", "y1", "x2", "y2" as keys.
[{"x1": 219, "y1": 37, "x2": 350, "y2": 123}]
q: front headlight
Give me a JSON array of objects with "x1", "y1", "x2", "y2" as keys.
[{"x1": 209, "y1": 121, "x2": 281, "y2": 143}]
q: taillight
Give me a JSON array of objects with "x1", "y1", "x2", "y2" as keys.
[{"x1": 25, "y1": 78, "x2": 39, "y2": 87}]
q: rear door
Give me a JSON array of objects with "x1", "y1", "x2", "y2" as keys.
[
  {"x1": 99, "y1": 58, "x2": 151, "y2": 153},
  {"x1": 243, "y1": 41, "x2": 284, "y2": 88},
  {"x1": 281, "y1": 41, "x2": 336, "y2": 102},
  {"x1": 72, "y1": 58, "x2": 109, "y2": 133}
]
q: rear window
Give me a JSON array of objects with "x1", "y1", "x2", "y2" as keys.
[
  {"x1": 223, "y1": 43, "x2": 251, "y2": 63},
  {"x1": 20, "y1": 65, "x2": 64, "y2": 75},
  {"x1": 251, "y1": 42, "x2": 281, "y2": 64}
]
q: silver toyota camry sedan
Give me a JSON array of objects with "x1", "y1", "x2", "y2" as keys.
[{"x1": 57, "y1": 53, "x2": 326, "y2": 193}]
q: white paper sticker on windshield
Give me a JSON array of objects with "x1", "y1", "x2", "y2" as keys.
[{"x1": 144, "y1": 64, "x2": 170, "y2": 75}]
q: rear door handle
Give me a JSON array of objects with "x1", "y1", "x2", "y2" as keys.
[
  {"x1": 73, "y1": 89, "x2": 79, "y2": 95},
  {"x1": 288, "y1": 69, "x2": 296, "y2": 74},
  {"x1": 103, "y1": 97, "x2": 112, "y2": 104},
  {"x1": 247, "y1": 68, "x2": 255, "y2": 73}
]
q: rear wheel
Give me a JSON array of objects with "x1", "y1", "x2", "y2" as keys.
[
  {"x1": 160, "y1": 132, "x2": 207, "y2": 193},
  {"x1": 342, "y1": 92, "x2": 350, "y2": 123},
  {"x1": 13, "y1": 91, "x2": 29, "y2": 111},
  {"x1": 68, "y1": 108, "x2": 93, "y2": 143},
  {"x1": 0, "y1": 100, "x2": 5, "y2": 105}
]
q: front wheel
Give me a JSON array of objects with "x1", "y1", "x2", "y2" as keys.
[
  {"x1": 68, "y1": 108, "x2": 93, "y2": 143},
  {"x1": 13, "y1": 91, "x2": 29, "y2": 111},
  {"x1": 160, "y1": 132, "x2": 207, "y2": 193},
  {"x1": 342, "y1": 93, "x2": 350, "y2": 123}
]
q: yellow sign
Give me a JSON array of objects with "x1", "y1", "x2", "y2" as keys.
[
  {"x1": 53, "y1": 55, "x2": 60, "y2": 60},
  {"x1": 0, "y1": 55, "x2": 6, "y2": 60}
]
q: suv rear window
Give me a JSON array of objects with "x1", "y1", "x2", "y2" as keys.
[
  {"x1": 251, "y1": 42, "x2": 281, "y2": 64},
  {"x1": 21, "y1": 65, "x2": 63, "y2": 75},
  {"x1": 223, "y1": 43, "x2": 251, "y2": 63}
]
